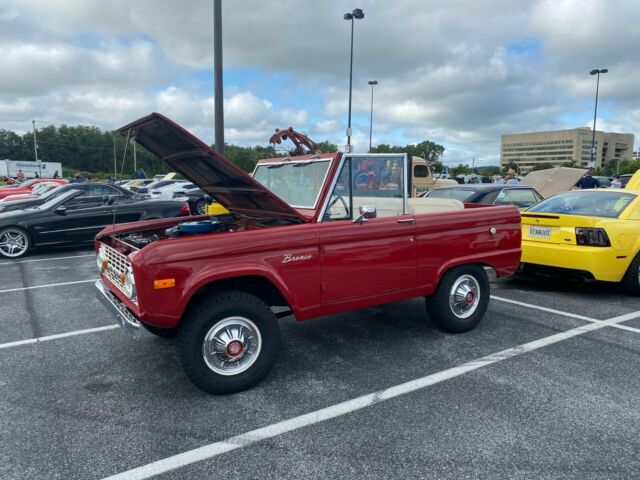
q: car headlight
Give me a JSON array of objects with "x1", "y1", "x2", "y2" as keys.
[
  {"x1": 123, "y1": 266, "x2": 137, "y2": 301},
  {"x1": 96, "y1": 245, "x2": 107, "y2": 271}
]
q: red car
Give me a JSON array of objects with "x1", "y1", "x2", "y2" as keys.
[
  {"x1": 0, "y1": 178, "x2": 67, "y2": 200},
  {"x1": 95, "y1": 113, "x2": 521, "y2": 394}
]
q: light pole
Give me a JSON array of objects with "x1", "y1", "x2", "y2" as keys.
[
  {"x1": 589, "y1": 68, "x2": 608, "y2": 168},
  {"x1": 368, "y1": 80, "x2": 377, "y2": 152},
  {"x1": 344, "y1": 8, "x2": 364, "y2": 152}
]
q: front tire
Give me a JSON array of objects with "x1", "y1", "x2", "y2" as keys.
[
  {"x1": 0, "y1": 227, "x2": 31, "y2": 259},
  {"x1": 179, "y1": 291, "x2": 280, "y2": 394},
  {"x1": 425, "y1": 265, "x2": 490, "y2": 333}
]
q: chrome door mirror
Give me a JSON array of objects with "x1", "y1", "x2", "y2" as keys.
[
  {"x1": 54, "y1": 205, "x2": 67, "y2": 215},
  {"x1": 353, "y1": 205, "x2": 377, "y2": 223}
]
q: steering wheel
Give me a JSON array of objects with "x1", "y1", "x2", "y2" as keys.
[{"x1": 326, "y1": 194, "x2": 350, "y2": 218}]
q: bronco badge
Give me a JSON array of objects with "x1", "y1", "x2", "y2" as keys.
[{"x1": 281, "y1": 253, "x2": 312, "y2": 264}]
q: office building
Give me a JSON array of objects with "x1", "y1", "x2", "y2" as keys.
[{"x1": 501, "y1": 128, "x2": 634, "y2": 172}]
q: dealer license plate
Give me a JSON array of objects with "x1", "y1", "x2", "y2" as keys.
[{"x1": 528, "y1": 225, "x2": 551, "y2": 239}]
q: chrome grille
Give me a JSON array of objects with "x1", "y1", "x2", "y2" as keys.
[{"x1": 102, "y1": 244, "x2": 131, "y2": 298}]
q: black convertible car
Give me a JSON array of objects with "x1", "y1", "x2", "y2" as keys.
[
  {"x1": 0, "y1": 189, "x2": 191, "y2": 258},
  {"x1": 0, "y1": 182, "x2": 138, "y2": 213},
  {"x1": 423, "y1": 183, "x2": 544, "y2": 210}
]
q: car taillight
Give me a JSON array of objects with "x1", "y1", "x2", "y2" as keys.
[
  {"x1": 575, "y1": 228, "x2": 610, "y2": 247},
  {"x1": 179, "y1": 202, "x2": 191, "y2": 215}
]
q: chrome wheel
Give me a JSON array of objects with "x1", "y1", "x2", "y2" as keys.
[
  {"x1": 196, "y1": 199, "x2": 206, "y2": 215},
  {"x1": 0, "y1": 228, "x2": 29, "y2": 258},
  {"x1": 202, "y1": 316, "x2": 262, "y2": 376},
  {"x1": 448, "y1": 274, "x2": 480, "y2": 319}
]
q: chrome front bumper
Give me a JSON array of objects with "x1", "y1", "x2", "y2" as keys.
[{"x1": 95, "y1": 279, "x2": 142, "y2": 341}]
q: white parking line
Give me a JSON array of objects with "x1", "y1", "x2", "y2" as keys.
[
  {"x1": 0, "y1": 254, "x2": 94, "y2": 266},
  {"x1": 491, "y1": 295, "x2": 640, "y2": 334},
  {"x1": 0, "y1": 325, "x2": 118, "y2": 350},
  {"x1": 100, "y1": 309, "x2": 640, "y2": 480},
  {"x1": 0, "y1": 279, "x2": 95, "y2": 293}
]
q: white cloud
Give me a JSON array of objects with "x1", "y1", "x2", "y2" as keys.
[{"x1": 1, "y1": 0, "x2": 639, "y2": 165}]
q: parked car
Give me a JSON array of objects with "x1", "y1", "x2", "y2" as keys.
[
  {"x1": 521, "y1": 189, "x2": 640, "y2": 292},
  {"x1": 0, "y1": 188, "x2": 191, "y2": 258},
  {"x1": 0, "y1": 178, "x2": 67, "y2": 200},
  {"x1": 593, "y1": 176, "x2": 612, "y2": 188},
  {"x1": 148, "y1": 181, "x2": 197, "y2": 200},
  {"x1": 620, "y1": 174, "x2": 633, "y2": 188},
  {"x1": 423, "y1": 184, "x2": 544, "y2": 210},
  {"x1": 184, "y1": 188, "x2": 209, "y2": 215},
  {"x1": 95, "y1": 112, "x2": 521, "y2": 394},
  {"x1": 0, "y1": 181, "x2": 63, "y2": 202},
  {"x1": 134, "y1": 179, "x2": 180, "y2": 194},
  {"x1": 0, "y1": 182, "x2": 140, "y2": 213}
]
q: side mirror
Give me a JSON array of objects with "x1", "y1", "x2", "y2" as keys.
[
  {"x1": 55, "y1": 205, "x2": 67, "y2": 215},
  {"x1": 353, "y1": 205, "x2": 376, "y2": 223}
]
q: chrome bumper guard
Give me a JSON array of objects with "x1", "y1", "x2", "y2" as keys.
[{"x1": 95, "y1": 279, "x2": 142, "y2": 341}]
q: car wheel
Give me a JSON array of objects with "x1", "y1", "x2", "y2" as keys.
[
  {"x1": 195, "y1": 199, "x2": 206, "y2": 215},
  {"x1": 179, "y1": 290, "x2": 280, "y2": 394},
  {"x1": 142, "y1": 323, "x2": 177, "y2": 338},
  {"x1": 621, "y1": 252, "x2": 640, "y2": 295},
  {"x1": 425, "y1": 264, "x2": 490, "y2": 333},
  {"x1": 0, "y1": 227, "x2": 31, "y2": 259}
]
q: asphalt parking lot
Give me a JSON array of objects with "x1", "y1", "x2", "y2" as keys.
[{"x1": 1, "y1": 248, "x2": 639, "y2": 480}]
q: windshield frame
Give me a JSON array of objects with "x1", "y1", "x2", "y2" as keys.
[{"x1": 252, "y1": 159, "x2": 332, "y2": 210}]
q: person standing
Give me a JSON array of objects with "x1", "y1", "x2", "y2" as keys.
[
  {"x1": 504, "y1": 168, "x2": 519, "y2": 185},
  {"x1": 610, "y1": 174, "x2": 622, "y2": 189},
  {"x1": 574, "y1": 170, "x2": 601, "y2": 189},
  {"x1": 16, "y1": 169, "x2": 25, "y2": 182},
  {"x1": 53, "y1": 170, "x2": 60, "y2": 179}
]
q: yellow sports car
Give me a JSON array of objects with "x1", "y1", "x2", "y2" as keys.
[{"x1": 520, "y1": 188, "x2": 640, "y2": 294}]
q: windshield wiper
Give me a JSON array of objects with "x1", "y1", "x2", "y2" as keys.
[{"x1": 267, "y1": 164, "x2": 284, "y2": 169}]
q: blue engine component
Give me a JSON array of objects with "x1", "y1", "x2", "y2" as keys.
[{"x1": 166, "y1": 219, "x2": 223, "y2": 237}]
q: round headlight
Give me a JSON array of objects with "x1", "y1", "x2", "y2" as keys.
[
  {"x1": 123, "y1": 266, "x2": 137, "y2": 300},
  {"x1": 96, "y1": 245, "x2": 107, "y2": 271}
]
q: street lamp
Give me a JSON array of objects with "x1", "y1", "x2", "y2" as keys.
[
  {"x1": 589, "y1": 68, "x2": 608, "y2": 168},
  {"x1": 368, "y1": 80, "x2": 377, "y2": 152},
  {"x1": 344, "y1": 8, "x2": 364, "y2": 152}
]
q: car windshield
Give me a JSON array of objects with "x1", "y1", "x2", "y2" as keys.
[
  {"x1": 527, "y1": 191, "x2": 636, "y2": 218},
  {"x1": 427, "y1": 188, "x2": 476, "y2": 202},
  {"x1": 37, "y1": 189, "x2": 82, "y2": 209},
  {"x1": 253, "y1": 160, "x2": 331, "y2": 209}
]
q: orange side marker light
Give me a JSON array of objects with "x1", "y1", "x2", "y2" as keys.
[{"x1": 154, "y1": 278, "x2": 176, "y2": 289}]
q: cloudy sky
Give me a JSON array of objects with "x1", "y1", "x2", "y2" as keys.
[{"x1": 1, "y1": 0, "x2": 639, "y2": 166}]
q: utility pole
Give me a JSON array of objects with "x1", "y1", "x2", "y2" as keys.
[
  {"x1": 132, "y1": 138, "x2": 137, "y2": 173},
  {"x1": 113, "y1": 133, "x2": 117, "y2": 179},
  {"x1": 213, "y1": 0, "x2": 225, "y2": 155},
  {"x1": 32, "y1": 120, "x2": 42, "y2": 178}
]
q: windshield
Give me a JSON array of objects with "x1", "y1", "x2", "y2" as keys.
[
  {"x1": 253, "y1": 160, "x2": 331, "y2": 209},
  {"x1": 527, "y1": 191, "x2": 636, "y2": 218},
  {"x1": 427, "y1": 188, "x2": 476, "y2": 202},
  {"x1": 38, "y1": 189, "x2": 82, "y2": 210}
]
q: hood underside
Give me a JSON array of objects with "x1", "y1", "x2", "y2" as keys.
[
  {"x1": 521, "y1": 167, "x2": 588, "y2": 198},
  {"x1": 117, "y1": 113, "x2": 306, "y2": 223}
]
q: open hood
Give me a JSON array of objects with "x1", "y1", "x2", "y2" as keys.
[
  {"x1": 521, "y1": 167, "x2": 587, "y2": 198},
  {"x1": 117, "y1": 113, "x2": 307, "y2": 223}
]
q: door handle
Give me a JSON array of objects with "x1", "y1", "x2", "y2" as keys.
[{"x1": 397, "y1": 218, "x2": 415, "y2": 224}]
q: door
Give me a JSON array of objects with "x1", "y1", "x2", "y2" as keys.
[
  {"x1": 34, "y1": 202, "x2": 116, "y2": 245},
  {"x1": 318, "y1": 154, "x2": 416, "y2": 304}
]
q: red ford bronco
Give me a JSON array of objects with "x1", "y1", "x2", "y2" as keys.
[{"x1": 95, "y1": 113, "x2": 521, "y2": 394}]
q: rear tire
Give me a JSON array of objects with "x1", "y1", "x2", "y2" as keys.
[
  {"x1": 179, "y1": 290, "x2": 280, "y2": 394},
  {"x1": 194, "y1": 199, "x2": 206, "y2": 215},
  {"x1": 621, "y1": 252, "x2": 640, "y2": 295},
  {"x1": 425, "y1": 265, "x2": 490, "y2": 333}
]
